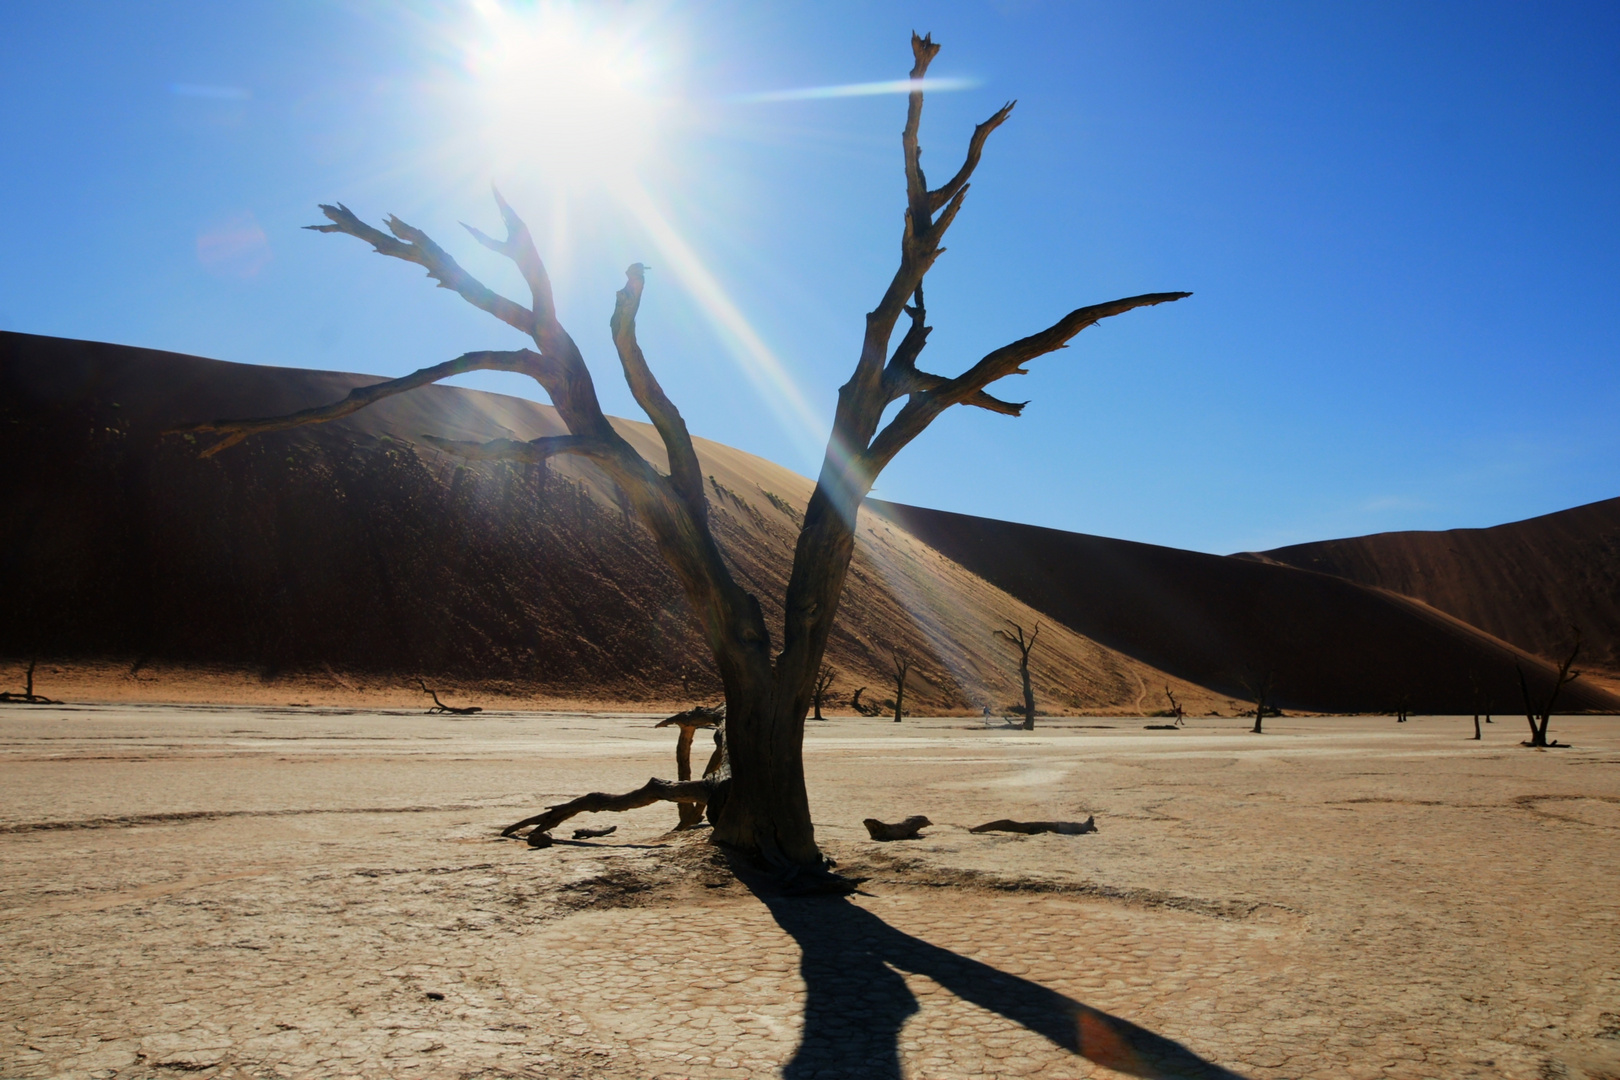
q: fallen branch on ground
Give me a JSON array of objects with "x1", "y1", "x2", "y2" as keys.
[
  {"x1": 572, "y1": 825, "x2": 617, "y2": 840},
  {"x1": 970, "y1": 816, "x2": 1096, "y2": 835},
  {"x1": 418, "y1": 679, "x2": 481, "y2": 716},
  {"x1": 502, "y1": 777, "x2": 714, "y2": 848},
  {"x1": 863, "y1": 815, "x2": 932, "y2": 841}
]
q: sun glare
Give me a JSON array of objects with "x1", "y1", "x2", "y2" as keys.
[{"x1": 458, "y1": 1, "x2": 664, "y2": 188}]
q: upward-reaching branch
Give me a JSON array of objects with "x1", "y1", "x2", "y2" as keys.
[
  {"x1": 462, "y1": 185, "x2": 557, "y2": 330},
  {"x1": 611, "y1": 264, "x2": 707, "y2": 520}
]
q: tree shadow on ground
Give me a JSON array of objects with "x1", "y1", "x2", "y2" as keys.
[{"x1": 748, "y1": 882, "x2": 1248, "y2": 1080}]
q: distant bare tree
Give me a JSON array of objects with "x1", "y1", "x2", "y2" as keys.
[
  {"x1": 811, "y1": 664, "x2": 836, "y2": 721},
  {"x1": 1164, "y1": 685, "x2": 1185, "y2": 725},
  {"x1": 1241, "y1": 671, "x2": 1275, "y2": 735},
  {"x1": 891, "y1": 651, "x2": 911, "y2": 723},
  {"x1": 0, "y1": 660, "x2": 61, "y2": 706},
  {"x1": 1518, "y1": 629, "x2": 1582, "y2": 749},
  {"x1": 994, "y1": 620, "x2": 1040, "y2": 730},
  {"x1": 166, "y1": 34, "x2": 1187, "y2": 871}
]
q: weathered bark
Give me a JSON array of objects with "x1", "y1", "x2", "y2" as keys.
[
  {"x1": 970, "y1": 817, "x2": 1097, "y2": 835},
  {"x1": 572, "y1": 825, "x2": 617, "y2": 839},
  {"x1": 165, "y1": 34, "x2": 1187, "y2": 870},
  {"x1": 863, "y1": 815, "x2": 932, "y2": 841},
  {"x1": 417, "y1": 679, "x2": 481, "y2": 715},
  {"x1": 995, "y1": 620, "x2": 1040, "y2": 729},
  {"x1": 656, "y1": 706, "x2": 722, "y2": 828}
]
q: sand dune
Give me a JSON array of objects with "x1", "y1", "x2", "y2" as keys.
[
  {"x1": 0, "y1": 331, "x2": 1214, "y2": 714},
  {"x1": 5, "y1": 331, "x2": 1614, "y2": 716},
  {"x1": 869, "y1": 501, "x2": 1619, "y2": 715},
  {"x1": 1253, "y1": 499, "x2": 1620, "y2": 676}
]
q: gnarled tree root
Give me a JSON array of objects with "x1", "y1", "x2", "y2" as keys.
[
  {"x1": 970, "y1": 816, "x2": 1097, "y2": 835},
  {"x1": 502, "y1": 777, "x2": 713, "y2": 848},
  {"x1": 863, "y1": 815, "x2": 932, "y2": 841}
]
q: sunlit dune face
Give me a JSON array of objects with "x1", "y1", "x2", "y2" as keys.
[{"x1": 457, "y1": 1, "x2": 665, "y2": 190}]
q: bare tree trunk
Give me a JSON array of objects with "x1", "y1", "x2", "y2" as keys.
[
  {"x1": 891, "y1": 652, "x2": 910, "y2": 723},
  {"x1": 1472, "y1": 713, "x2": 1481, "y2": 740},
  {"x1": 811, "y1": 664, "x2": 835, "y2": 721},
  {"x1": 995, "y1": 621, "x2": 1040, "y2": 729}
]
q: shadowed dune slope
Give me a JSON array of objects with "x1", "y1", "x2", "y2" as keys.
[
  {"x1": 1251, "y1": 500, "x2": 1620, "y2": 677},
  {"x1": 866, "y1": 501, "x2": 1620, "y2": 715},
  {"x1": 0, "y1": 332, "x2": 1212, "y2": 713}
]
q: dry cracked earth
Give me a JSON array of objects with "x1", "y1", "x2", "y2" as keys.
[{"x1": 1, "y1": 706, "x2": 1618, "y2": 1080}]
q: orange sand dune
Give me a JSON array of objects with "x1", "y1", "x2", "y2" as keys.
[
  {"x1": 1253, "y1": 499, "x2": 1620, "y2": 676},
  {"x1": 0, "y1": 332, "x2": 1211, "y2": 715}
]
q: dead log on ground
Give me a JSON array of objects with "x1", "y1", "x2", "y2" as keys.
[
  {"x1": 863, "y1": 815, "x2": 932, "y2": 841},
  {"x1": 502, "y1": 777, "x2": 713, "y2": 847},
  {"x1": 969, "y1": 816, "x2": 1096, "y2": 835},
  {"x1": 418, "y1": 679, "x2": 481, "y2": 715},
  {"x1": 572, "y1": 825, "x2": 618, "y2": 839}
]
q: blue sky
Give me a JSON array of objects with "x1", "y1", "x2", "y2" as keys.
[{"x1": 3, "y1": 1, "x2": 1617, "y2": 553}]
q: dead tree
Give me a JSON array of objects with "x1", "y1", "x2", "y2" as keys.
[
  {"x1": 418, "y1": 679, "x2": 482, "y2": 715},
  {"x1": 1242, "y1": 671, "x2": 1275, "y2": 735},
  {"x1": 655, "y1": 705, "x2": 723, "y2": 829},
  {"x1": 0, "y1": 660, "x2": 62, "y2": 705},
  {"x1": 994, "y1": 619, "x2": 1039, "y2": 730},
  {"x1": 166, "y1": 34, "x2": 1187, "y2": 872},
  {"x1": 811, "y1": 664, "x2": 836, "y2": 720},
  {"x1": 891, "y1": 651, "x2": 911, "y2": 723},
  {"x1": 1518, "y1": 630, "x2": 1582, "y2": 748},
  {"x1": 1165, "y1": 685, "x2": 1185, "y2": 725}
]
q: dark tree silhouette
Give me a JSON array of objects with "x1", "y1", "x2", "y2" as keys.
[
  {"x1": 811, "y1": 664, "x2": 836, "y2": 721},
  {"x1": 0, "y1": 660, "x2": 61, "y2": 706},
  {"x1": 1164, "y1": 686, "x2": 1185, "y2": 725},
  {"x1": 994, "y1": 619, "x2": 1040, "y2": 730},
  {"x1": 1518, "y1": 629, "x2": 1582, "y2": 748},
  {"x1": 891, "y1": 651, "x2": 911, "y2": 724},
  {"x1": 167, "y1": 34, "x2": 1187, "y2": 871},
  {"x1": 1241, "y1": 671, "x2": 1275, "y2": 735}
]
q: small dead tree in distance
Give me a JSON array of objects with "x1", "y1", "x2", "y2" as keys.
[
  {"x1": 811, "y1": 664, "x2": 836, "y2": 720},
  {"x1": 1242, "y1": 671, "x2": 1275, "y2": 735},
  {"x1": 1518, "y1": 629, "x2": 1582, "y2": 749},
  {"x1": 891, "y1": 651, "x2": 911, "y2": 724},
  {"x1": 167, "y1": 34, "x2": 1188, "y2": 871},
  {"x1": 994, "y1": 619, "x2": 1039, "y2": 730}
]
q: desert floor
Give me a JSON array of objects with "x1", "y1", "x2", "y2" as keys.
[{"x1": 2, "y1": 706, "x2": 1618, "y2": 1080}]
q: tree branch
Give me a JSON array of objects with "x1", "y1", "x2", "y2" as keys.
[
  {"x1": 307, "y1": 203, "x2": 534, "y2": 335},
  {"x1": 165, "y1": 349, "x2": 552, "y2": 457},
  {"x1": 928, "y1": 101, "x2": 1016, "y2": 214},
  {"x1": 861, "y1": 291, "x2": 1191, "y2": 476},
  {"x1": 462, "y1": 185, "x2": 557, "y2": 329},
  {"x1": 611, "y1": 264, "x2": 707, "y2": 520}
]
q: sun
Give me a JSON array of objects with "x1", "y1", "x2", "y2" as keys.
[{"x1": 454, "y1": 1, "x2": 667, "y2": 190}]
